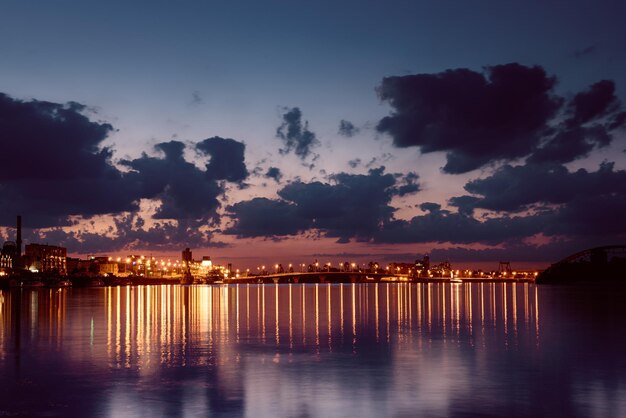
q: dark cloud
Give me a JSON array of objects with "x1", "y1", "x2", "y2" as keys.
[
  {"x1": 265, "y1": 167, "x2": 283, "y2": 182},
  {"x1": 0, "y1": 93, "x2": 251, "y2": 229},
  {"x1": 377, "y1": 64, "x2": 625, "y2": 173},
  {"x1": 447, "y1": 195, "x2": 480, "y2": 216},
  {"x1": 609, "y1": 111, "x2": 626, "y2": 131},
  {"x1": 528, "y1": 80, "x2": 624, "y2": 164},
  {"x1": 348, "y1": 158, "x2": 361, "y2": 168},
  {"x1": 428, "y1": 241, "x2": 582, "y2": 264},
  {"x1": 0, "y1": 94, "x2": 114, "y2": 181},
  {"x1": 338, "y1": 119, "x2": 359, "y2": 137},
  {"x1": 393, "y1": 171, "x2": 420, "y2": 196},
  {"x1": 572, "y1": 45, "x2": 597, "y2": 58},
  {"x1": 121, "y1": 141, "x2": 223, "y2": 222},
  {"x1": 196, "y1": 136, "x2": 249, "y2": 183},
  {"x1": 566, "y1": 80, "x2": 619, "y2": 126},
  {"x1": 229, "y1": 158, "x2": 626, "y2": 250},
  {"x1": 545, "y1": 193, "x2": 626, "y2": 238},
  {"x1": 365, "y1": 153, "x2": 394, "y2": 168},
  {"x1": 276, "y1": 107, "x2": 319, "y2": 159},
  {"x1": 377, "y1": 63, "x2": 562, "y2": 173},
  {"x1": 122, "y1": 136, "x2": 249, "y2": 223},
  {"x1": 528, "y1": 126, "x2": 611, "y2": 164},
  {"x1": 455, "y1": 161, "x2": 626, "y2": 212},
  {"x1": 32, "y1": 214, "x2": 227, "y2": 254},
  {"x1": 0, "y1": 93, "x2": 140, "y2": 227},
  {"x1": 227, "y1": 167, "x2": 410, "y2": 242},
  {"x1": 226, "y1": 198, "x2": 303, "y2": 237},
  {"x1": 229, "y1": 165, "x2": 611, "y2": 248},
  {"x1": 191, "y1": 91, "x2": 203, "y2": 105},
  {"x1": 373, "y1": 206, "x2": 550, "y2": 245},
  {"x1": 444, "y1": 160, "x2": 626, "y2": 249}
]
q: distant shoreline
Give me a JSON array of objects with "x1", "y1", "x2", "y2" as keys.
[{"x1": 0, "y1": 274, "x2": 535, "y2": 289}]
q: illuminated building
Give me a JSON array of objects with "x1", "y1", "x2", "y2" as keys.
[
  {"x1": 24, "y1": 243, "x2": 67, "y2": 275},
  {"x1": 1, "y1": 241, "x2": 17, "y2": 268}
]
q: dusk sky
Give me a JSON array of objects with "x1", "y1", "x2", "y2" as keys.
[{"x1": 1, "y1": 0, "x2": 625, "y2": 269}]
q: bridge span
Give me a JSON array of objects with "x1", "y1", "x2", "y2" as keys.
[
  {"x1": 536, "y1": 245, "x2": 626, "y2": 283},
  {"x1": 217, "y1": 271, "x2": 533, "y2": 284},
  {"x1": 225, "y1": 271, "x2": 390, "y2": 284}
]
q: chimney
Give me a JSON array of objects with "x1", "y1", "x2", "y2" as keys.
[{"x1": 16, "y1": 215, "x2": 22, "y2": 269}]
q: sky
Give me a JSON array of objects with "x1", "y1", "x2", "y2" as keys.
[{"x1": 1, "y1": 0, "x2": 625, "y2": 269}]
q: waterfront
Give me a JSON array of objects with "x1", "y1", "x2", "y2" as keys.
[{"x1": 1, "y1": 283, "x2": 625, "y2": 417}]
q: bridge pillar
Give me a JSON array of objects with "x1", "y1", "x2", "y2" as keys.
[
  {"x1": 319, "y1": 275, "x2": 327, "y2": 283},
  {"x1": 293, "y1": 277, "x2": 299, "y2": 284},
  {"x1": 272, "y1": 277, "x2": 279, "y2": 284}
]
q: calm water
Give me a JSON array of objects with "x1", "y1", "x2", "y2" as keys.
[{"x1": 1, "y1": 283, "x2": 625, "y2": 417}]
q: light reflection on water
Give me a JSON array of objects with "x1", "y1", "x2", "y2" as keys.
[{"x1": 1, "y1": 283, "x2": 625, "y2": 417}]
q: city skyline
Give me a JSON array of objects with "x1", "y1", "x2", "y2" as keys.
[{"x1": 1, "y1": 1, "x2": 626, "y2": 269}]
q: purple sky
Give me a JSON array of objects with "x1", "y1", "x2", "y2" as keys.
[{"x1": 1, "y1": 1, "x2": 625, "y2": 269}]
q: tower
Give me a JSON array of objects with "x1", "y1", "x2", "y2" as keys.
[{"x1": 15, "y1": 215, "x2": 22, "y2": 269}]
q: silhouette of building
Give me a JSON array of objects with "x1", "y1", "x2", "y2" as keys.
[
  {"x1": 182, "y1": 248, "x2": 193, "y2": 278},
  {"x1": 24, "y1": 244, "x2": 67, "y2": 275},
  {"x1": 415, "y1": 255, "x2": 430, "y2": 277},
  {"x1": 1, "y1": 241, "x2": 17, "y2": 268},
  {"x1": 1, "y1": 216, "x2": 23, "y2": 270}
]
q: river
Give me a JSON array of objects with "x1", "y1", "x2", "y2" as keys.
[{"x1": 1, "y1": 283, "x2": 625, "y2": 417}]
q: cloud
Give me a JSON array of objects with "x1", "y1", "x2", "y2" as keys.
[
  {"x1": 528, "y1": 126, "x2": 611, "y2": 164},
  {"x1": 455, "y1": 161, "x2": 626, "y2": 212},
  {"x1": 393, "y1": 171, "x2": 420, "y2": 196},
  {"x1": 227, "y1": 167, "x2": 412, "y2": 242},
  {"x1": 196, "y1": 136, "x2": 249, "y2": 183},
  {"x1": 226, "y1": 198, "x2": 304, "y2": 237},
  {"x1": 348, "y1": 158, "x2": 361, "y2": 168},
  {"x1": 33, "y1": 214, "x2": 227, "y2": 254},
  {"x1": 0, "y1": 91, "x2": 253, "y2": 235},
  {"x1": 572, "y1": 45, "x2": 597, "y2": 58},
  {"x1": 373, "y1": 203, "x2": 549, "y2": 245},
  {"x1": 428, "y1": 241, "x2": 584, "y2": 264},
  {"x1": 121, "y1": 141, "x2": 223, "y2": 222},
  {"x1": 276, "y1": 107, "x2": 319, "y2": 159},
  {"x1": 365, "y1": 153, "x2": 394, "y2": 168},
  {"x1": 338, "y1": 119, "x2": 359, "y2": 137},
  {"x1": 228, "y1": 164, "x2": 612, "y2": 248},
  {"x1": 265, "y1": 167, "x2": 283, "y2": 182},
  {"x1": 122, "y1": 136, "x2": 249, "y2": 224},
  {"x1": 228, "y1": 158, "x2": 626, "y2": 249},
  {"x1": 567, "y1": 80, "x2": 620, "y2": 126},
  {"x1": 0, "y1": 93, "x2": 140, "y2": 227},
  {"x1": 375, "y1": 64, "x2": 626, "y2": 174},
  {"x1": 528, "y1": 80, "x2": 624, "y2": 164},
  {"x1": 191, "y1": 91, "x2": 203, "y2": 105},
  {"x1": 376, "y1": 63, "x2": 562, "y2": 173},
  {"x1": 445, "y1": 160, "x2": 626, "y2": 248}
]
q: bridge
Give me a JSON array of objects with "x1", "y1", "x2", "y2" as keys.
[
  {"x1": 553, "y1": 245, "x2": 626, "y2": 265},
  {"x1": 223, "y1": 271, "x2": 397, "y2": 284},
  {"x1": 536, "y1": 245, "x2": 626, "y2": 284},
  {"x1": 218, "y1": 270, "x2": 534, "y2": 285}
]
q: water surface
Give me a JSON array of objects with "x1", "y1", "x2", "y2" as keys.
[{"x1": 1, "y1": 283, "x2": 625, "y2": 417}]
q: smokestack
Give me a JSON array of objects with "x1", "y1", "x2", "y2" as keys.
[{"x1": 16, "y1": 215, "x2": 22, "y2": 269}]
